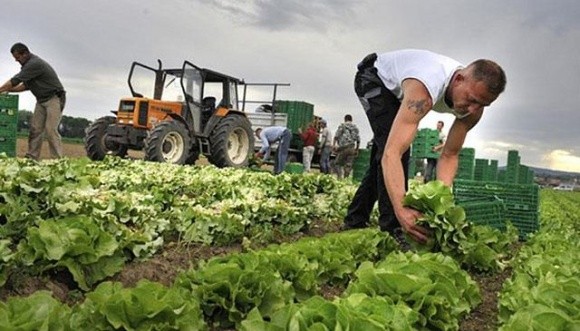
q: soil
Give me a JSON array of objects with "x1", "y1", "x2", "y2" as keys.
[{"x1": 6, "y1": 139, "x2": 514, "y2": 330}]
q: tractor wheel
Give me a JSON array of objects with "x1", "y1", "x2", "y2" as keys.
[
  {"x1": 144, "y1": 121, "x2": 191, "y2": 164},
  {"x1": 208, "y1": 115, "x2": 254, "y2": 168},
  {"x1": 84, "y1": 116, "x2": 128, "y2": 160}
]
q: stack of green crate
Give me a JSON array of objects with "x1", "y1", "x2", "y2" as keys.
[
  {"x1": 488, "y1": 159, "x2": 499, "y2": 181},
  {"x1": 527, "y1": 167, "x2": 535, "y2": 184},
  {"x1": 456, "y1": 147, "x2": 475, "y2": 180},
  {"x1": 458, "y1": 197, "x2": 507, "y2": 231},
  {"x1": 273, "y1": 100, "x2": 314, "y2": 133},
  {"x1": 473, "y1": 158, "x2": 489, "y2": 181},
  {"x1": 453, "y1": 179, "x2": 540, "y2": 240},
  {"x1": 352, "y1": 148, "x2": 371, "y2": 181},
  {"x1": 411, "y1": 128, "x2": 439, "y2": 158},
  {"x1": 505, "y1": 150, "x2": 520, "y2": 183},
  {"x1": 0, "y1": 94, "x2": 18, "y2": 157},
  {"x1": 407, "y1": 156, "x2": 417, "y2": 178},
  {"x1": 407, "y1": 156, "x2": 425, "y2": 178},
  {"x1": 517, "y1": 164, "x2": 535, "y2": 184},
  {"x1": 274, "y1": 100, "x2": 314, "y2": 150},
  {"x1": 497, "y1": 169, "x2": 506, "y2": 182}
]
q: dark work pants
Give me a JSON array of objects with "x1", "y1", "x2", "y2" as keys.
[
  {"x1": 425, "y1": 158, "x2": 437, "y2": 182},
  {"x1": 344, "y1": 54, "x2": 410, "y2": 233},
  {"x1": 274, "y1": 129, "x2": 292, "y2": 174}
]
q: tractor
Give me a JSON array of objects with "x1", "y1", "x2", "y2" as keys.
[{"x1": 84, "y1": 60, "x2": 256, "y2": 167}]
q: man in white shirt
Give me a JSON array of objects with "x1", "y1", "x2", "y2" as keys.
[{"x1": 342, "y1": 50, "x2": 506, "y2": 244}]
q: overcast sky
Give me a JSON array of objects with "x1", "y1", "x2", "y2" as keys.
[{"x1": 2, "y1": 0, "x2": 579, "y2": 172}]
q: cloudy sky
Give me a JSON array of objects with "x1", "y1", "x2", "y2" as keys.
[{"x1": 2, "y1": 0, "x2": 579, "y2": 172}]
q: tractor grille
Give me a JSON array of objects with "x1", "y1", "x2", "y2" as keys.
[{"x1": 138, "y1": 101, "x2": 149, "y2": 126}]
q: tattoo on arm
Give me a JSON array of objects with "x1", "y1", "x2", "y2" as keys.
[{"x1": 406, "y1": 99, "x2": 429, "y2": 116}]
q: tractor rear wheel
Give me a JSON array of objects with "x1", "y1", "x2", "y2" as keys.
[
  {"x1": 208, "y1": 115, "x2": 254, "y2": 168},
  {"x1": 84, "y1": 116, "x2": 128, "y2": 160},
  {"x1": 144, "y1": 121, "x2": 191, "y2": 164}
]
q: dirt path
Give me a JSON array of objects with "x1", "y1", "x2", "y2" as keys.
[
  {"x1": 16, "y1": 138, "x2": 87, "y2": 159},
  {"x1": 16, "y1": 138, "x2": 147, "y2": 160}
]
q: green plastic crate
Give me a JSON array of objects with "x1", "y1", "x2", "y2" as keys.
[
  {"x1": 453, "y1": 179, "x2": 540, "y2": 240},
  {"x1": 459, "y1": 198, "x2": 507, "y2": 231},
  {"x1": 0, "y1": 122, "x2": 17, "y2": 137},
  {"x1": 285, "y1": 162, "x2": 304, "y2": 174},
  {"x1": 273, "y1": 100, "x2": 314, "y2": 133},
  {"x1": 352, "y1": 149, "x2": 370, "y2": 181},
  {"x1": 0, "y1": 94, "x2": 18, "y2": 109},
  {"x1": 0, "y1": 136, "x2": 16, "y2": 157}
]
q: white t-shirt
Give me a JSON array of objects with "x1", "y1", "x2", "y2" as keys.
[{"x1": 374, "y1": 49, "x2": 467, "y2": 118}]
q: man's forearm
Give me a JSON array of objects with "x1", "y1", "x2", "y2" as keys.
[
  {"x1": 0, "y1": 80, "x2": 13, "y2": 93},
  {"x1": 436, "y1": 152, "x2": 458, "y2": 186},
  {"x1": 0, "y1": 80, "x2": 25, "y2": 93},
  {"x1": 383, "y1": 153, "x2": 406, "y2": 216}
]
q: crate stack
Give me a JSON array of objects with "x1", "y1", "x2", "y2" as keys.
[
  {"x1": 473, "y1": 158, "x2": 489, "y2": 181},
  {"x1": 411, "y1": 128, "x2": 440, "y2": 159},
  {"x1": 458, "y1": 196, "x2": 507, "y2": 231},
  {"x1": 408, "y1": 157, "x2": 426, "y2": 178},
  {"x1": 408, "y1": 157, "x2": 417, "y2": 178},
  {"x1": 505, "y1": 150, "x2": 520, "y2": 183},
  {"x1": 497, "y1": 169, "x2": 506, "y2": 182},
  {"x1": 0, "y1": 94, "x2": 18, "y2": 157},
  {"x1": 453, "y1": 179, "x2": 540, "y2": 240},
  {"x1": 456, "y1": 147, "x2": 475, "y2": 180},
  {"x1": 517, "y1": 165, "x2": 534, "y2": 184},
  {"x1": 488, "y1": 159, "x2": 499, "y2": 181},
  {"x1": 274, "y1": 100, "x2": 314, "y2": 149},
  {"x1": 352, "y1": 148, "x2": 371, "y2": 182}
]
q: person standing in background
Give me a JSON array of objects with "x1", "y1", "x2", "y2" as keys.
[
  {"x1": 298, "y1": 121, "x2": 319, "y2": 172},
  {"x1": 424, "y1": 120, "x2": 446, "y2": 182},
  {"x1": 332, "y1": 114, "x2": 360, "y2": 179},
  {"x1": 318, "y1": 119, "x2": 333, "y2": 174},
  {"x1": 0, "y1": 42, "x2": 66, "y2": 160}
]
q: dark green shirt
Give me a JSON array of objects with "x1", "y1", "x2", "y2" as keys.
[{"x1": 11, "y1": 54, "x2": 64, "y2": 103}]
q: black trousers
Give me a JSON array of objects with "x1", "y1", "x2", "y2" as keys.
[{"x1": 344, "y1": 53, "x2": 410, "y2": 233}]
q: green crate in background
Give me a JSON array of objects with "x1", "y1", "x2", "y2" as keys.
[
  {"x1": 0, "y1": 122, "x2": 17, "y2": 137},
  {"x1": 0, "y1": 108, "x2": 19, "y2": 126},
  {"x1": 453, "y1": 179, "x2": 540, "y2": 240},
  {"x1": 285, "y1": 162, "x2": 304, "y2": 174},
  {"x1": 0, "y1": 136, "x2": 16, "y2": 157},
  {"x1": 274, "y1": 100, "x2": 314, "y2": 133},
  {"x1": 0, "y1": 94, "x2": 19, "y2": 109}
]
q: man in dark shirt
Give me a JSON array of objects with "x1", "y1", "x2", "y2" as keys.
[{"x1": 0, "y1": 43, "x2": 66, "y2": 160}]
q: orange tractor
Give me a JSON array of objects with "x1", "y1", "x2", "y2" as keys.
[{"x1": 84, "y1": 60, "x2": 258, "y2": 167}]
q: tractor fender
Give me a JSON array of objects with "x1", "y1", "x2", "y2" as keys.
[
  {"x1": 164, "y1": 113, "x2": 193, "y2": 134},
  {"x1": 203, "y1": 108, "x2": 247, "y2": 135}
]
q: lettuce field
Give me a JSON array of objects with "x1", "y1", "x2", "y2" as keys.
[{"x1": 0, "y1": 156, "x2": 578, "y2": 330}]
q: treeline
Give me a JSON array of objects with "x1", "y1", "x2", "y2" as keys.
[{"x1": 18, "y1": 110, "x2": 91, "y2": 139}]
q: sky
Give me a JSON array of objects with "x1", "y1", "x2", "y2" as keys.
[{"x1": 1, "y1": 0, "x2": 579, "y2": 172}]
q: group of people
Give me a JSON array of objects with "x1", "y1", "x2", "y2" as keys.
[
  {"x1": 253, "y1": 113, "x2": 362, "y2": 179},
  {"x1": 3, "y1": 43, "x2": 507, "y2": 245}
]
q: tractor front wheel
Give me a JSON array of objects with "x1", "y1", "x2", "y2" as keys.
[
  {"x1": 144, "y1": 121, "x2": 191, "y2": 164},
  {"x1": 84, "y1": 116, "x2": 128, "y2": 160},
  {"x1": 208, "y1": 115, "x2": 254, "y2": 168}
]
